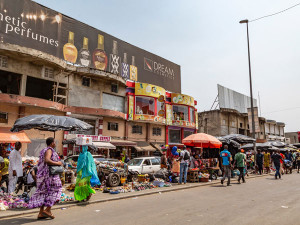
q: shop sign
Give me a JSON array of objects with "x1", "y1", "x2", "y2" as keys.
[
  {"x1": 171, "y1": 93, "x2": 194, "y2": 107},
  {"x1": 134, "y1": 115, "x2": 165, "y2": 123},
  {"x1": 171, "y1": 120, "x2": 195, "y2": 128},
  {"x1": 128, "y1": 95, "x2": 134, "y2": 121},
  {"x1": 0, "y1": 0, "x2": 181, "y2": 93},
  {"x1": 166, "y1": 104, "x2": 173, "y2": 125},
  {"x1": 158, "y1": 110, "x2": 165, "y2": 117},
  {"x1": 75, "y1": 134, "x2": 111, "y2": 142},
  {"x1": 135, "y1": 82, "x2": 165, "y2": 98},
  {"x1": 195, "y1": 113, "x2": 199, "y2": 129}
]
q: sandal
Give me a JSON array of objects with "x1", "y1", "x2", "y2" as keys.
[
  {"x1": 42, "y1": 211, "x2": 55, "y2": 219},
  {"x1": 37, "y1": 215, "x2": 48, "y2": 220}
]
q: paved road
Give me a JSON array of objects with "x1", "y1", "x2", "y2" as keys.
[{"x1": 1, "y1": 173, "x2": 300, "y2": 225}]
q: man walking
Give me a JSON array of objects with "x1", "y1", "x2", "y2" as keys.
[
  {"x1": 8, "y1": 142, "x2": 23, "y2": 194},
  {"x1": 234, "y1": 149, "x2": 246, "y2": 184},
  {"x1": 256, "y1": 150, "x2": 264, "y2": 175},
  {"x1": 220, "y1": 145, "x2": 232, "y2": 186},
  {"x1": 271, "y1": 150, "x2": 283, "y2": 179},
  {"x1": 178, "y1": 146, "x2": 190, "y2": 184}
]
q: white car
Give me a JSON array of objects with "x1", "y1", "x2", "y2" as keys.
[{"x1": 127, "y1": 157, "x2": 161, "y2": 174}]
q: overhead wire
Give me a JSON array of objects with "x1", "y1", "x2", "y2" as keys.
[{"x1": 249, "y1": 2, "x2": 300, "y2": 22}]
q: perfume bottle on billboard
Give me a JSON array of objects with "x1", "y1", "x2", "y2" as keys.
[
  {"x1": 109, "y1": 40, "x2": 120, "y2": 75},
  {"x1": 121, "y1": 52, "x2": 129, "y2": 79},
  {"x1": 130, "y1": 56, "x2": 138, "y2": 81},
  {"x1": 93, "y1": 34, "x2": 108, "y2": 70},
  {"x1": 78, "y1": 37, "x2": 91, "y2": 67},
  {"x1": 63, "y1": 31, "x2": 78, "y2": 63}
]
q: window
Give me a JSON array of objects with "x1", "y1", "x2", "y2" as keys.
[
  {"x1": 0, "y1": 112, "x2": 8, "y2": 123},
  {"x1": 184, "y1": 130, "x2": 193, "y2": 138},
  {"x1": 102, "y1": 93, "x2": 125, "y2": 113},
  {"x1": 143, "y1": 159, "x2": 151, "y2": 166},
  {"x1": 169, "y1": 129, "x2": 181, "y2": 144},
  {"x1": 108, "y1": 122, "x2": 118, "y2": 131},
  {"x1": 151, "y1": 158, "x2": 160, "y2": 165},
  {"x1": 157, "y1": 100, "x2": 165, "y2": 117},
  {"x1": 190, "y1": 108, "x2": 195, "y2": 123},
  {"x1": 240, "y1": 123, "x2": 243, "y2": 128},
  {"x1": 0, "y1": 55, "x2": 8, "y2": 68},
  {"x1": 153, "y1": 127, "x2": 162, "y2": 136},
  {"x1": 111, "y1": 83, "x2": 118, "y2": 93},
  {"x1": 42, "y1": 66, "x2": 54, "y2": 79},
  {"x1": 135, "y1": 96, "x2": 155, "y2": 115},
  {"x1": 82, "y1": 76, "x2": 91, "y2": 87},
  {"x1": 172, "y1": 105, "x2": 188, "y2": 121},
  {"x1": 132, "y1": 125, "x2": 142, "y2": 134}
]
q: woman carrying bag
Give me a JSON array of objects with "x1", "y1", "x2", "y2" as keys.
[{"x1": 28, "y1": 137, "x2": 63, "y2": 220}]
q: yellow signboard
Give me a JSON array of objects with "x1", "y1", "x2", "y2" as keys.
[
  {"x1": 171, "y1": 93, "x2": 194, "y2": 107},
  {"x1": 166, "y1": 104, "x2": 173, "y2": 125},
  {"x1": 128, "y1": 95, "x2": 134, "y2": 121},
  {"x1": 195, "y1": 111, "x2": 198, "y2": 129},
  {"x1": 135, "y1": 82, "x2": 166, "y2": 98},
  {"x1": 134, "y1": 115, "x2": 165, "y2": 123}
]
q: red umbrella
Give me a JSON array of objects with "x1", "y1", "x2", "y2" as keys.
[{"x1": 182, "y1": 133, "x2": 222, "y2": 148}]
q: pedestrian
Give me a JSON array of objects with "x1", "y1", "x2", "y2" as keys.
[
  {"x1": 0, "y1": 154, "x2": 9, "y2": 192},
  {"x1": 271, "y1": 150, "x2": 283, "y2": 179},
  {"x1": 285, "y1": 150, "x2": 292, "y2": 161},
  {"x1": 74, "y1": 145, "x2": 100, "y2": 202},
  {"x1": 296, "y1": 153, "x2": 300, "y2": 173},
  {"x1": 220, "y1": 145, "x2": 232, "y2": 186},
  {"x1": 263, "y1": 151, "x2": 271, "y2": 174},
  {"x1": 28, "y1": 137, "x2": 63, "y2": 219},
  {"x1": 160, "y1": 151, "x2": 168, "y2": 169},
  {"x1": 279, "y1": 151, "x2": 285, "y2": 176},
  {"x1": 8, "y1": 142, "x2": 23, "y2": 194},
  {"x1": 256, "y1": 150, "x2": 264, "y2": 175},
  {"x1": 233, "y1": 149, "x2": 246, "y2": 184},
  {"x1": 124, "y1": 154, "x2": 130, "y2": 163},
  {"x1": 178, "y1": 146, "x2": 190, "y2": 184}
]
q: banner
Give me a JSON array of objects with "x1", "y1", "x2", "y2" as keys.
[
  {"x1": 128, "y1": 95, "x2": 134, "y2": 121},
  {"x1": 0, "y1": 0, "x2": 181, "y2": 93},
  {"x1": 171, "y1": 93, "x2": 194, "y2": 107},
  {"x1": 166, "y1": 104, "x2": 173, "y2": 125},
  {"x1": 134, "y1": 115, "x2": 165, "y2": 123},
  {"x1": 135, "y1": 82, "x2": 166, "y2": 98}
]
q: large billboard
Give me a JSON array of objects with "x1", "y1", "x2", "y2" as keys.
[
  {"x1": 0, "y1": 0, "x2": 181, "y2": 93},
  {"x1": 217, "y1": 84, "x2": 257, "y2": 114}
]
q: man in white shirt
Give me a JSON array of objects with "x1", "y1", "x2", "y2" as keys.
[{"x1": 8, "y1": 142, "x2": 23, "y2": 194}]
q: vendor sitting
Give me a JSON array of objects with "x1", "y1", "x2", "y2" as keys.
[{"x1": 0, "y1": 155, "x2": 9, "y2": 192}]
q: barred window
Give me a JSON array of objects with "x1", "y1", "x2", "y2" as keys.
[
  {"x1": 108, "y1": 122, "x2": 118, "y2": 131},
  {"x1": 132, "y1": 125, "x2": 142, "y2": 134},
  {"x1": 152, "y1": 127, "x2": 161, "y2": 136}
]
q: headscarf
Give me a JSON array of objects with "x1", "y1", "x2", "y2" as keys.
[{"x1": 77, "y1": 146, "x2": 100, "y2": 187}]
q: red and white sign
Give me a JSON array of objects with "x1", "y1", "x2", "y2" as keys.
[{"x1": 65, "y1": 134, "x2": 111, "y2": 142}]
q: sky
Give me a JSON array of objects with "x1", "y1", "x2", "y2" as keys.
[{"x1": 34, "y1": 0, "x2": 300, "y2": 132}]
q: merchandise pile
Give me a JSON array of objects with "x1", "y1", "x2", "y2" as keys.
[
  {"x1": 0, "y1": 191, "x2": 29, "y2": 210},
  {"x1": 198, "y1": 172, "x2": 209, "y2": 179},
  {"x1": 60, "y1": 193, "x2": 74, "y2": 203}
]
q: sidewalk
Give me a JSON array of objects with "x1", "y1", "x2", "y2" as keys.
[{"x1": 0, "y1": 173, "x2": 270, "y2": 219}]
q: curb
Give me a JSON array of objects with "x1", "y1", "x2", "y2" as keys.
[{"x1": 0, "y1": 173, "x2": 270, "y2": 219}]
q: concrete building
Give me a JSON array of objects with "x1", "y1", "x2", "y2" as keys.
[
  {"x1": 285, "y1": 132, "x2": 299, "y2": 144},
  {"x1": 198, "y1": 108, "x2": 283, "y2": 142}
]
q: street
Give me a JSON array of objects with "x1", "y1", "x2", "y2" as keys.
[{"x1": 1, "y1": 173, "x2": 300, "y2": 225}]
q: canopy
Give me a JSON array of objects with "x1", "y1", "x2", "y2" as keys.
[
  {"x1": 92, "y1": 141, "x2": 116, "y2": 149},
  {"x1": 182, "y1": 133, "x2": 222, "y2": 148},
  {"x1": 11, "y1": 114, "x2": 93, "y2": 132},
  {"x1": 217, "y1": 137, "x2": 240, "y2": 148},
  {"x1": 221, "y1": 134, "x2": 255, "y2": 144},
  {"x1": 110, "y1": 140, "x2": 137, "y2": 147},
  {"x1": 0, "y1": 127, "x2": 31, "y2": 143}
]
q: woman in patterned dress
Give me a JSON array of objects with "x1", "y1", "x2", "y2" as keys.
[{"x1": 28, "y1": 137, "x2": 62, "y2": 219}]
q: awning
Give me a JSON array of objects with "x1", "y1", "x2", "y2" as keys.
[
  {"x1": 0, "y1": 127, "x2": 31, "y2": 143},
  {"x1": 93, "y1": 141, "x2": 116, "y2": 149},
  {"x1": 111, "y1": 140, "x2": 137, "y2": 147},
  {"x1": 150, "y1": 142, "x2": 165, "y2": 154},
  {"x1": 133, "y1": 142, "x2": 156, "y2": 152}
]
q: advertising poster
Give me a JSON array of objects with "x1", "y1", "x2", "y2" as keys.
[
  {"x1": 135, "y1": 82, "x2": 166, "y2": 98},
  {"x1": 0, "y1": 0, "x2": 181, "y2": 93},
  {"x1": 166, "y1": 104, "x2": 173, "y2": 125},
  {"x1": 128, "y1": 95, "x2": 134, "y2": 121},
  {"x1": 171, "y1": 93, "x2": 194, "y2": 107},
  {"x1": 134, "y1": 115, "x2": 165, "y2": 123},
  {"x1": 195, "y1": 112, "x2": 199, "y2": 130}
]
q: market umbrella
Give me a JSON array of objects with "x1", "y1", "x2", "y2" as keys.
[
  {"x1": 217, "y1": 137, "x2": 240, "y2": 148},
  {"x1": 11, "y1": 115, "x2": 93, "y2": 133},
  {"x1": 183, "y1": 133, "x2": 222, "y2": 148},
  {"x1": 221, "y1": 134, "x2": 255, "y2": 144}
]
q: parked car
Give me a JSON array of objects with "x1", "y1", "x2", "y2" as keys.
[
  {"x1": 127, "y1": 157, "x2": 161, "y2": 174},
  {"x1": 65, "y1": 155, "x2": 107, "y2": 165}
]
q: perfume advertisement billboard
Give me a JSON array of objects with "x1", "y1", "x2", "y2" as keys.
[{"x1": 0, "y1": 0, "x2": 181, "y2": 93}]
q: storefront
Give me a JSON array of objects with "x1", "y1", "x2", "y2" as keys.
[{"x1": 166, "y1": 92, "x2": 198, "y2": 148}]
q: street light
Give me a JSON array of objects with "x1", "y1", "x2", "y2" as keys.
[{"x1": 239, "y1": 19, "x2": 257, "y2": 154}]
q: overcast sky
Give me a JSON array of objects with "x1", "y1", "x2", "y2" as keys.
[{"x1": 34, "y1": 0, "x2": 300, "y2": 132}]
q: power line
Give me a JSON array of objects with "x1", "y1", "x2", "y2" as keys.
[
  {"x1": 263, "y1": 106, "x2": 300, "y2": 115},
  {"x1": 250, "y1": 2, "x2": 300, "y2": 23}
]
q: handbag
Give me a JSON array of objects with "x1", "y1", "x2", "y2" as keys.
[{"x1": 49, "y1": 165, "x2": 64, "y2": 175}]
